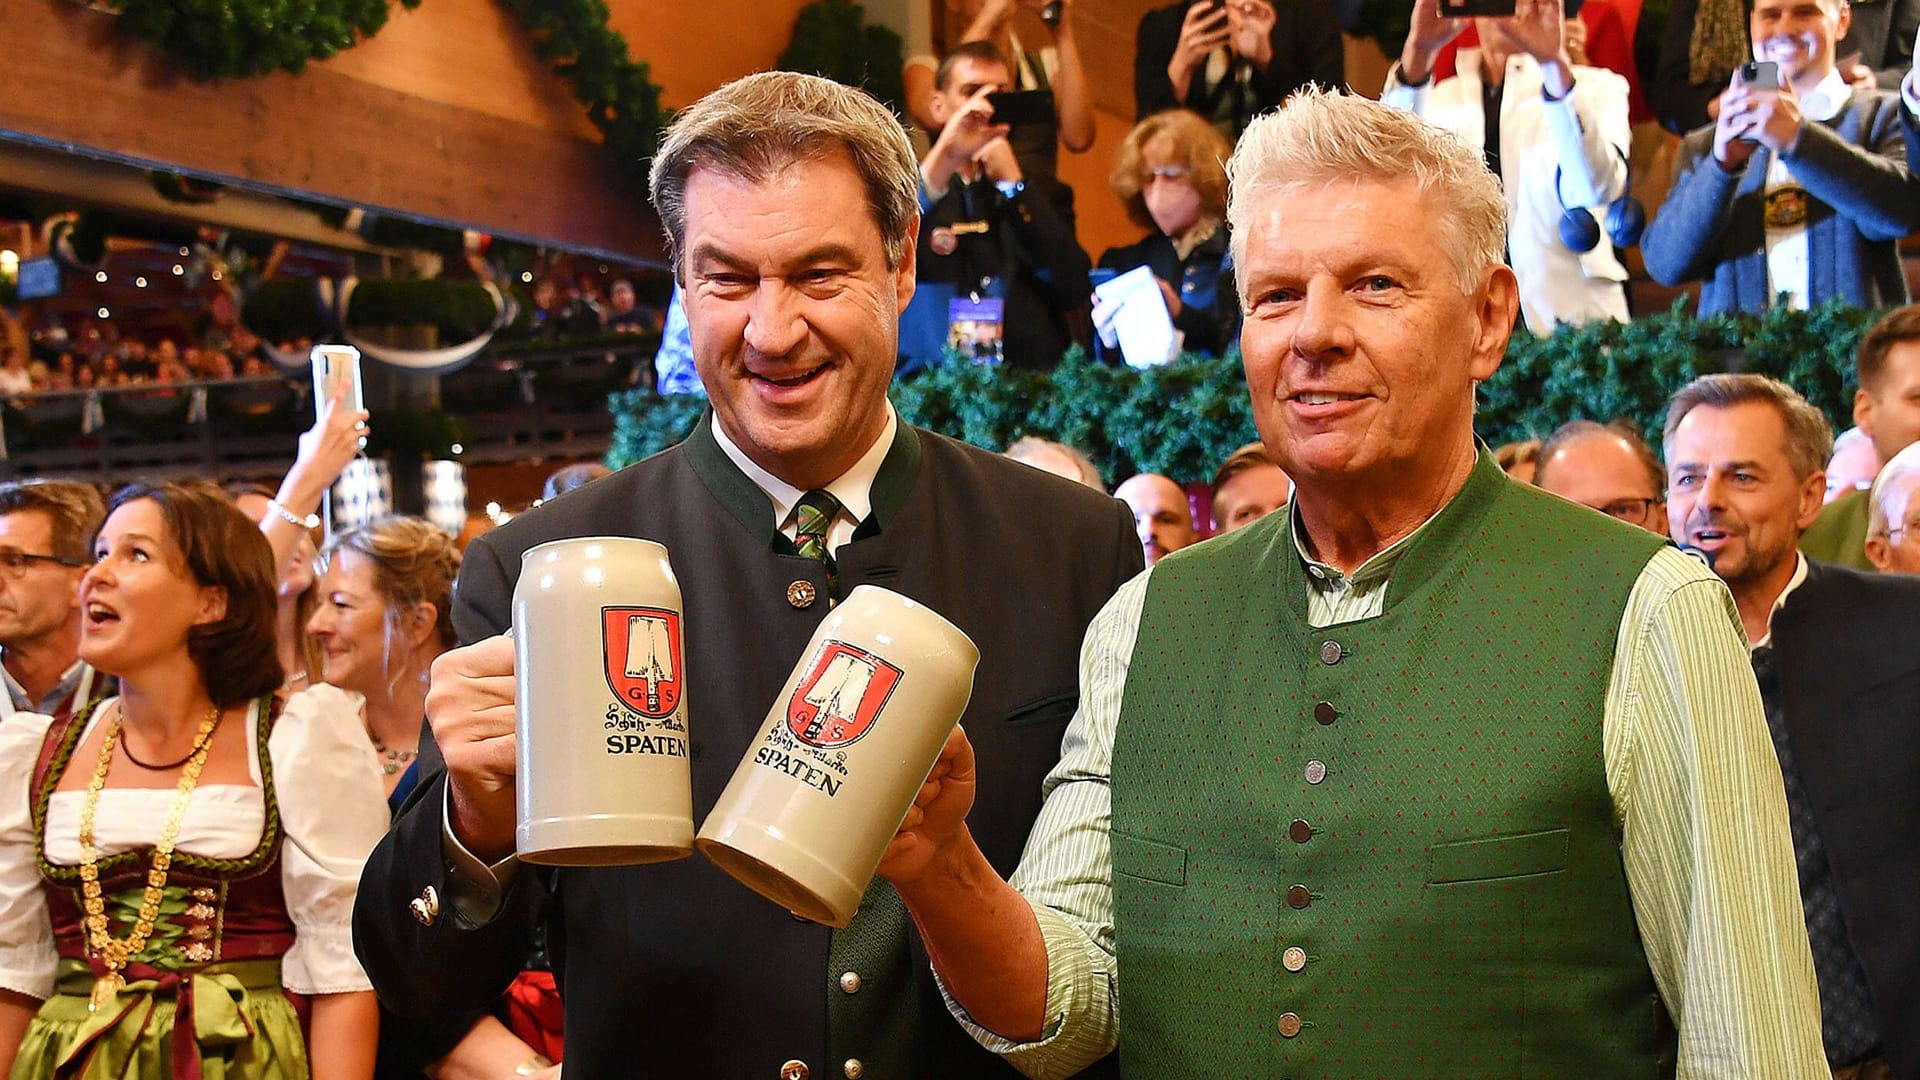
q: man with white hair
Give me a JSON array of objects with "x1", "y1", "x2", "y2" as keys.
[
  {"x1": 878, "y1": 88, "x2": 1825, "y2": 1074},
  {"x1": 1867, "y1": 441, "x2": 1920, "y2": 572},
  {"x1": 1803, "y1": 304, "x2": 1920, "y2": 569}
]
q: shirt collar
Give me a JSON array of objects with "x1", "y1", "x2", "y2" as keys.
[
  {"x1": 709, "y1": 403, "x2": 897, "y2": 531},
  {"x1": 1753, "y1": 551, "x2": 1809, "y2": 650},
  {"x1": 1798, "y1": 68, "x2": 1851, "y2": 123},
  {"x1": 1288, "y1": 498, "x2": 1446, "y2": 591},
  {"x1": 0, "y1": 654, "x2": 89, "y2": 718}
]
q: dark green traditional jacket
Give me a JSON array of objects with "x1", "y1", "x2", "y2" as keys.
[
  {"x1": 1112, "y1": 453, "x2": 1673, "y2": 1077},
  {"x1": 1800, "y1": 488, "x2": 1874, "y2": 571}
]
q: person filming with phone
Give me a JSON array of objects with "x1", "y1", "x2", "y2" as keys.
[
  {"x1": 1383, "y1": 0, "x2": 1635, "y2": 335},
  {"x1": 902, "y1": 41, "x2": 1093, "y2": 371},
  {"x1": 1641, "y1": 0, "x2": 1920, "y2": 315}
]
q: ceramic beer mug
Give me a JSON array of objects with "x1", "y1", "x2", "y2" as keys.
[
  {"x1": 514, "y1": 536, "x2": 694, "y2": 866},
  {"x1": 696, "y1": 585, "x2": 979, "y2": 926}
]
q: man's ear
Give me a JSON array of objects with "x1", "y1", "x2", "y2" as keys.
[
  {"x1": 894, "y1": 214, "x2": 920, "y2": 317},
  {"x1": 1796, "y1": 469, "x2": 1828, "y2": 531},
  {"x1": 1854, "y1": 386, "x2": 1877, "y2": 439},
  {"x1": 927, "y1": 88, "x2": 952, "y2": 128},
  {"x1": 1469, "y1": 265, "x2": 1520, "y2": 383}
]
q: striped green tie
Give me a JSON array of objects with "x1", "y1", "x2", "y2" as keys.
[{"x1": 794, "y1": 489, "x2": 841, "y2": 594}]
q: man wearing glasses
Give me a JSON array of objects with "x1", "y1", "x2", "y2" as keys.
[
  {"x1": 1533, "y1": 418, "x2": 1669, "y2": 533},
  {"x1": 1865, "y1": 441, "x2": 1920, "y2": 573},
  {"x1": 0, "y1": 480, "x2": 105, "y2": 723}
]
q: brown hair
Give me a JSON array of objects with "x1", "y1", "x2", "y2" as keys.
[
  {"x1": 0, "y1": 479, "x2": 105, "y2": 563},
  {"x1": 1208, "y1": 441, "x2": 1283, "y2": 520},
  {"x1": 934, "y1": 40, "x2": 1010, "y2": 92},
  {"x1": 103, "y1": 480, "x2": 281, "y2": 706},
  {"x1": 1494, "y1": 439, "x2": 1542, "y2": 477},
  {"x1": 1857, "y1": 303, "x2": 1920, "y2": 395},
  {"x1": 1111, "y1": 110, "x2": 1233, "y2": 233},
  {"x1": 1663, "y1": 373, "x2": 1835, "y2": 482},
  {"x1": 1534, "y1": 419, "x2": 1666, "y2": 496},
  {"x1": 648, "y1": 71, "x2": 921, "y2": 272}
]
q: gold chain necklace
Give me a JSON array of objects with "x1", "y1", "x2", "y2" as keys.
[{"x1": 77, "y1": 703, "x2": 222, "y2": 1011}]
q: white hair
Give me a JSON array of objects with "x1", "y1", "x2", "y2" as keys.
[
  {"x1": 1225, "y1": 87, "x2": 1508, "y2": 296},
  {"x1": 1868, "y1": 441, "x2": 1920, "y2": 536}
]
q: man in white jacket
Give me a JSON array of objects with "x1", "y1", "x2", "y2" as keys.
[{"x1": 1383, "y1": 0, "x2": 1633, "y2": 334}]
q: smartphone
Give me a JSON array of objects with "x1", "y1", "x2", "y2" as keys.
[
  {"x1": 987, "y1": 89, "x2": 1057, "y2": 128},
  {"x1": 1439, "y1": 0, "x2": 1518, "y2": 15},
  {"x1": 311, "y1": 344, "x2": 365, "y2": 422},
  {"x1": 1738, "y1": 60, "x2": 1781, "y2": 91}
]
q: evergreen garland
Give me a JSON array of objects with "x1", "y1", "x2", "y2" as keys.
[
  {"x1": 102, "y1": 0, "x2": 423, "y2": 79},
  {"x1": 778, "y1": 0, "x2": 907, "y2": 114},
  {"x1": 498, "y1": 0, "x2": 671, "y2": 183},
  {"x1": 606, "y1": 304, "x2": 1878, "y2": 482}
]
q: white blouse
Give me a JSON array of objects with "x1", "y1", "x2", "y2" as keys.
[{"x1": 0, "y1": 684, "x2": 390, "y2": 999}]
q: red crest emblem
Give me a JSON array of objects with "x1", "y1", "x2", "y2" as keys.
[
  {"x1": 602, "y1": 607, "x2": 684, "y2": 718},
  {"x1": 786, "y1": 640, "x2": 903, "y2": 749}
]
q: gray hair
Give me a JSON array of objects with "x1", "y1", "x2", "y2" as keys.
[
  {"x1": 1004, "y1": 436, "x2": 1104, "y2": 489},
  {"x1": 648, "y1": 71, "x2": 921, "y2": 272},
  {"x1": 1869, "y1": 441, "x2": 1920, "y2": 537},
  {"x1": 1662, "y1": 373, "x2": 1835, "y2": 482},
  {"x1": 1225, "y1": 87, "x2": 1507, "y2": 296}
]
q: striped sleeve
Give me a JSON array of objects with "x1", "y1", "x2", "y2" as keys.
[{"x1": 1604, "y1": 546, "x2": 1829, "y2": 1077}]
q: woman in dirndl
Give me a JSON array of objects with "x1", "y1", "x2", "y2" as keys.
[{"x1": 0, "y1": 479, "x2": 387, "y2": 1078}]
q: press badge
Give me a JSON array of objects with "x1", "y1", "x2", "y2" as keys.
[{"x1": 947, "y1": 296, "x2": 1005, "y2": 363}]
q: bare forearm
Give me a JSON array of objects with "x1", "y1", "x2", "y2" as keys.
[
  {"x1": 309, "y1": 990, "x2": 380, "y2": 1080},
  {"x1": 424, "y1": 1015, "x2": 546, "y2": 1080},
  {"x1": 896, "y1": 833, "x2": 1049, "y2": 1041},
  {"x1": 1049, "y1": 21, "x2": 1096, "y2": 152},
  {"x1": 961, "y1": 0, "x2": 1013, "y2": 43},
  {"x1": 0, "y1": 991, "x2": 39, "y2": 1075}
]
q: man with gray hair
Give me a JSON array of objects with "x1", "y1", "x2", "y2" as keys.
[
  {"x1": 353, "y1": 71, "x2": 1139, "y2": 1079},
  {"x1": 1665, "y1": 373, "x2": 1920, "y2": 1077},
  {"x1": 1866, "y1": 441, "x2": 1920, "y2": 572},
  {"x1": 1533, "y1": 418, "x2": 1669, "y2": 533},
  {"x1": 879, "y1": 87, "x2": 1826, "y2": 1074},
  {"x1": 0, "y1": 479, "x2": 105, "y2": 722}
]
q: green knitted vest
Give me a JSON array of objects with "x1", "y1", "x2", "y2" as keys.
[{"x1": 1112, "y1": 453, "x2": 1673, "y2": 1078}]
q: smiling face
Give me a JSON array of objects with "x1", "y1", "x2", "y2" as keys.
[
  {"x1": 1750, "y1": 0, "x2": 1848, "y2": 85},
  {"x1": 1238, "y1": 178, "x2": 1513, "y2": 496},
  {"x1": 681, "y1": 152, "x2": 916, "y2": 490},
  {"x1": 79, "y1": 499, "x2": 224, "y2": 678},
  {"x1": 306, "y1": 548, "x2": 393, "y2": 699},
  {"x1": 1665, "y1": 401, "x2": 1825, "y2": 589}
]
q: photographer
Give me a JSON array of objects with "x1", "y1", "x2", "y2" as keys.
[
  {"x1": 902, "y1": 41, "x2": 1092, "y2": 371},
  {"x1": 1384, "y1": 0, "x2": 1633, "y2": 334},
  {"x1": 1641, "y1": 0, "x2": 1920, "y2": 314},
  {"x1": 1135, "y1": 0, "x2": 1345, "y2": 140}
]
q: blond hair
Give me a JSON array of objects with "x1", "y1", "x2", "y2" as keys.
[
  {"x1": 1226, "y1": 87, "x2": 1507, "y2": 295},
  {"x1": 322, "y1": 515, "x2": 463, "y2": 692},
  {"x1": 1110, "y1": 110, "x2": 1233, "y2": 233}
]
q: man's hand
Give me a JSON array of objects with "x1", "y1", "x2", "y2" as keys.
[
  {"x1": 925, "y1": 84, "x2": 1012, "y2": 190},
  {"x1": 1400, "y1": 0, "x2": 1469, "y2": 85},
  {"x1": 876, "y1": 725, "x2": 978, "y2": 888},
  {"x1": 1227, "y1": 0, "x2": 1277, "y2": 69},
  {"x1": 429, "y1": 634, "x2": 521, "y2": 863},
  {"x1": 1167, "y1": 1, "x2": 1232, "y2": 100},
  {"x1": 975, "y1": 136, "x2": 1024, "y2": 184},
  {"x1": 1157, "y1": 276, "x2": 1185, "y2": 318},
  {"x1": 1713, "y1": 78, "x2": 1762, "y2": 169},
  {"x1": 1717, "y1": 76, "x2": 1804, "y2": 166}
]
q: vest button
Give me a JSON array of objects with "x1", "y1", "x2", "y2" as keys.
[
  {"x1": 1282, "y1": 946, "x2": 1307, "y2": 972},
  {"x1": 1288, "y1": 818, "x2": 1313, "y2": 843},
  {"x1": 1318, "y1": 640, "x2": 1343, "y2": 665},
  {"x1": 787, "y1": 580, "x2": 818, "y2": 608},
  {"x1": 843, "y1": 1061, "x2": 865, "y2": 1079},
  {"x1": 839, "y1": 971, "x2": 861, "y2": 994},
  {"x1": 1285, "y1": 884, "x2": 1312, "y2": 909},
  {"x1": 1313, "y1": 701, "x2": 1339, "y2": 725},
  {"x1": 1304, "y1": 759, "x2": 1328, "y2": 784},
  {"x1": 780, "y1": 1062, "x2": 810, "y2": 1080},
  {"x1": 1277, "y1": 1011, "x2": 1303, "y2": 1037}
]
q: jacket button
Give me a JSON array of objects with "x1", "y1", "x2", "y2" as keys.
[
  {"x1": 1282, "y1": 946, "x2": 1307, "y2": 972},
  {"x1": 1286, "y1": 884, "x2": 1312, "y2": 909},
  {"x1": 780, "y1": 1062, "x2": 809, "y2": 1080},
  {"x1": 1313, "y1": 701, "x2": 1338, "y2": 725},
  {"x1": 1277, "y1": 1012, "x2": 1303, "y2": 1037},
  {"x1": 843, "y1": 1061, "x2": 865, "y2": 1079},
  {"x1": 409, "y1": 885, "x2": 440, "y2": 927},
  {"x1": 839, "y1": 971, "x2": 861, "y2": 994},
  {"x1": 1304, "y1": 759, "x2": 1328, "y2": 784},
  {"x1": 787, "y1": 580, "x2": 817, "y2": 608},
  {"x1": 1288, "y1": 818, "x2": 1313, "y2": 843},
  {"x1": 1318, "y1": 640, "x2": 1343, "y2": 665}
]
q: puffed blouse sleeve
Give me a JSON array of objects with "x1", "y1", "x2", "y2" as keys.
[
  {"x1": 0, "y1": 711, "x2": 57, "y2": 1000},
  {"x1": 271, "y1": 685, "x2": 388, "y2": 995}
]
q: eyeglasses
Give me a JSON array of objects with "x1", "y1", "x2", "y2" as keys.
[
  {"x1": 1143, "y1": 165, "x2": 1193, "y2": 184},
  {"x1": 1883, "y1": 518, "x2": 1920, "y2": 539},
  {"x1": 0, "y1": 549, "x2": 86, "y2": 578},
  {"x1": 1589, "y1": 497, "x2": 1662, "y2": 522}
]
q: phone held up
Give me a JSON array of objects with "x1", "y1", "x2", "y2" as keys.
[
  {"x1": 1738, "y1": 60, "x2": 1781, "y2": 91},
  {"x1": 1438, "y1": 0, "x2": 1518, "y2": 18},
  {"x1": 987, "y1": 89, "x2": 1057, "y2": 128},
  {"x1": 311, "y1": 344, "x2": 366, "y2": 434}
]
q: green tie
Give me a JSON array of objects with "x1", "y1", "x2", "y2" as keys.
[{"x1": 794, "y1": 489, "x2": 841, "y2": 593}]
